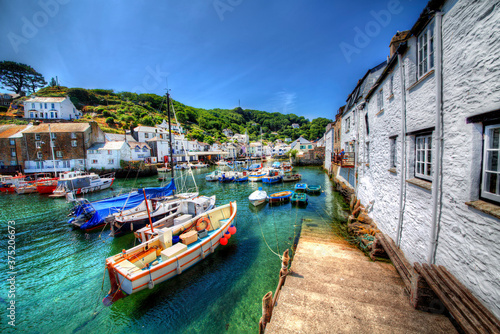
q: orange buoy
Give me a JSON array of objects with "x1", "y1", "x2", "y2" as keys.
[
  {"x1": 220, "y1": 236, "x2": 228, "y2": 246},
  {"x1": 224, "y1": 231, "x2": 231, "y2": 239},
  {"x1": 228, "y1": 225, "x2": 237, "y2": 235},
  {"x1": 196, "y1": 216, "x2": 211, "y2": 231}
]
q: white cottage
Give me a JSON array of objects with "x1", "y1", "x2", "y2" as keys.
[
  {"x1": 87, "y1": 141, "x2": 131, "y2": 169},
  {"x1": 24, "y1": 96, "x2": 82, "y2": 120},
  {"x1": 339, "y1": 0, "x2": 500, "y2": 318}
]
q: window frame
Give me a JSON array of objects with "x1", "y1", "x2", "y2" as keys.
[
  {"x1": 71, "y1": 140, "x2": 77, "y2": 147},
  {"x1": 377, "y1": 88, "x2": 384, "y2": 111},
  {"x1": 415, "y1": 134, "x2": 433, "y2": 181},
  {"x1": 481, "y1": 124, "x2": 500, "y2": 202},
  {"x1": 56, "y1": 151, "x2": 63, "y2": 158},
  {"x1": 390, "y1": 137, "x2": 398, "y2": 168},
  {"x1": 10, "y1": 148, "x2": 16, "y2": 157},
  {"x1": 35, "y1": 134, "x2": 40, "y2": 140},
  {"x1": 37, "y1": 152, "x2": 43, "y2": 159},
  {"x1": 36, "y1": 141, "x2": 42, "y2": 149},
  {"x1": 9, "y1": 139, "x2": 15, "y2": 146},
  {"x1": 417, "y1": 21, "x2": 435, "y2": 78}
]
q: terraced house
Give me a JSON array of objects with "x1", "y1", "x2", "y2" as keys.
[{"x1": 329, "y1": 0, "x2": 500, "y2": 318}]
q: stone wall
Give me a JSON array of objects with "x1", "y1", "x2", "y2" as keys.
[{"x1": 352, "y1": 0, "x2": 500, "y2": 318}]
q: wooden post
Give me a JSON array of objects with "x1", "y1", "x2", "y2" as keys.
[
  {"x1": 280, "y1": 249, "x2": 290, "y2": 278},
  {"x1": 259, "y1": 291, "x2": 273, "y2": 334}
]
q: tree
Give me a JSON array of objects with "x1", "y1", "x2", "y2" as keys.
[
  {"x1": 49, "y1": 77, "x2": 57, "y2": 87},
  {"x1": 105, "y1": 117, "x2": 115, "y2": 125},
  {"x1": 0, "y1": 61, "x2": 46, "y2": 94}
]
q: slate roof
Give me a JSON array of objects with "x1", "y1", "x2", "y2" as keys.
[{"x1": 22, "y1": 123, "x2": 90, "y2": 133}]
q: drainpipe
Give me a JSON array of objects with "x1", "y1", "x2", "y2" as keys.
[
  {"x1": 396, "y1": 53, "x2": 407, "y2": 247},
  {"x1": 429, "y1": 12, "x2": 443, "y2": 264}
]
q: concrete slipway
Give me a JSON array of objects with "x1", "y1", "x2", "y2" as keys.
[{"x1": 265, "y1": 219, "x2": 457, "y2": 334}]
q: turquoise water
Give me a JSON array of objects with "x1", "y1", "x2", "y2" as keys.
[{"x1": 0, "y1": 166, "x2": 347, "y2": 333}]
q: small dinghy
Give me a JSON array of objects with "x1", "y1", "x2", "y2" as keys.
[
  {"x1": 306, "y1": 185, "x2": 321, "y2": 194},
  {"x1": 268, "y1": 190, "x2": 293, "y2": 204},
  {"x1": 248, "y1": 187, "x2": 267, "y2": 206},
  {"x1": 294, "y1": 183, "x2": 307, "y2": 192},
  {"x1": 291, "y1": 192, "x2": 308, "y2": 207}
]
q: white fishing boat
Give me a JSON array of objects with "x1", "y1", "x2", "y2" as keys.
[
  {"x1": 249, "y1": 187, "x2": 267, "y2": 206},
  {"x1": 134, "y1": 195, "x2": 216, "y2": 243},
  {"x1": 282, "y1": 171, "x2": 301, "y2": 182},
  {"x1": 110, "y1": 192, "x2": 200, "y2": 237},
  {"x1": 103, "y1": 201, "x2": 237, "y2": 305},
  {"x1": 189, "y1": 162, "x2": 209, "y2": 169},
  {"x1": 205, "y1": 170, "x2": 221, "y2": 182},
  {"x1": 49, "y1": 171, "x2": 115, "y2": 198}
]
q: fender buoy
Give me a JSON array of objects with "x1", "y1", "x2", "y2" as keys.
[
  {"x1": 224, "y1": 231, "x2": 231, "y2": 239},
  {"x1": 196, "y1": 216, "x2": 211, "y2": 231},
  {"x1": 228, "y1": 225, "x2": 237, "y2": 235},
  {"x1": 220, "y1": 236, "x2": 228, "y2": 246}
]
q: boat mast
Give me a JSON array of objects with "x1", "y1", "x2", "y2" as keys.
[
  {"x1": 48, "y1": 124, "x2": 57, "y2": 177},
  {"x1": 167, "y1": 91, "x2": 174, "y2": 180}
]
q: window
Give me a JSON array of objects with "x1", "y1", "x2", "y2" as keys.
[
  {"x1": 55, "y1": 113, "x2": 58, "y2": 118},
  {"x1": 51, "y1": 133, "x2": 56, "y2": 139},
  {"x1": 9, "y1": 139, "x2": 15, "y2": 146},
  {"x1": 135, "y1": 147, "x2": 140, "y2": 152},
  {"x1": 10, "y1": 148, "x2": 16, "y2": 157},
  {"x1": 365, "y1": 113, "x2": 370, "y2": 135},
  {"x1": 415, "y1": 134, "x2": 432, "y2": 181},
  {"x1": 108, "y1": 150, "x2": 112, "y2": 155},
  {"x1": 44, "y1": 103, "x2": 47, "y2": 109},
  {"x1": 45, "y1": 113, "x2": 48, "y2": 119},
  {"x1": 482, "y1": 125, "x2": 500, "y2": 202},
  {"x1": 50, "y1": 112, "x2": 54, "y2": 118},
  {"x1": 345, "y1": 117, "x2": 350, "y2": 132},
  {"x1": 418, "y1": 22, "x2": 435, "y2": 78},
  {"x1": 30, "y1": 112, "x2": 34, "y2": 118},
  {"x1": 389, "y1": 76, "x2": 394, "y2": 96},
  {"x1": 10, "y1": 160, "x2": 16, "y2": 166},
  {"x1": 143, "y1": 147, "x2": 148, "y2": 152},
  {"x1": 31, "y1": 103, "x2": 35, "y2": 109},
  {"x1": 92, "y1": 160, "x2": 98, "y2": 164},
  {"x1": 108, "y1": 159, "x2": 114, "y2": 165},
  {"x1": 71, "y1": 140, "x2": 77, "y2": 147},
  {"x1": 56, "y1": 151, "x2": 63, "y2": 158},
  {"x1": 71, "y1": 132, "x2": 76, "y2": 139},
  {"x1": 37, "y1": 152, "x2": 43, "y2": 159},
  {"x1": 144, "y1": 133, "x2": 149, "y2": 139},
  {"x1": 35, "y1": 114, "x2": 38, "y2": 118},
  {"x1": 35, "y1": 134, "x2": 40, "y2": 140},
  {"x1": 390, "y1": 137, "x2": 398, "y2": 168},
  {"x1": 378, "y1": 89, "x2": 384, "y2": 111},
  {"x1": 40, "y1": 112, "x2": 44, "y2": 118},
  {"x1": 51, "y1": 103, "x2": 55, "y2": 109},
  {"x1": 36, "y1": 141, "x2": 42, "y2": 149}
]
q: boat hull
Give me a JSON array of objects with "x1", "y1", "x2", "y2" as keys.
[
  {"x1": 37, "y1": 184, "x2": 57, "y2": 194},
  {"x1": 262, "y1": 176, "x2": 282, "y2": 184}
]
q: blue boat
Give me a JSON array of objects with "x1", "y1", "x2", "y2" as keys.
[
  {"x1": 262, "y1": 168, "x2": 282, "y2": 184},
  {"x1": 272, "y1": 161, "x2": 281, "y2": 168},
  {"x1": 295, "y1": 183, "x2": 307, "y2": 192},
  {"x1": 68, "y1": 179, "x2": 177, "y2": 231},
  {"x1": 268, "y1": 190, "x2": 293, "y2": 204},
  {"x1": 218, "y1": 172, "x2": 235, "y2": 183}
]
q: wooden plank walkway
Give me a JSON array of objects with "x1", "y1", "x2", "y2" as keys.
[{"x1": 265, "y1": 218, "x2": 457, "y2": 334}]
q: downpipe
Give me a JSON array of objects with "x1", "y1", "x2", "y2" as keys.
[
  {"x1": 428, "y1": 12, "x2": 443, "y2": 264},
  {"x1": 396, "y1": 53, "x2": 407, "y2": 247}
]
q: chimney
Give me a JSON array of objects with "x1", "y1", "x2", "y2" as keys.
[{"x1": 389, "y1": 30, "x2": 411, "y2": 57}]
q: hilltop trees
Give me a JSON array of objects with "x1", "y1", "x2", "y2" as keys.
[{"x1": 0, "y1": 61, "x2": 46, "y2": 94}]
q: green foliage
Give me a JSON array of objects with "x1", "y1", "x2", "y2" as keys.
[
  {"x1": 140, "y1": 115, "x2": 155, "y2": 126},
  {"x1": 287, "y1": 149, "x2": 298, "y2": 158},
  {"x1": 105, "y1": 117, "x2": 115, "y2": 125},
  {"x1": 0, "y1": 61, "x2": 46, "y2": 94}
]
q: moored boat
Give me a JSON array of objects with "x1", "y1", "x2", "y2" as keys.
[
  {"x1": 218, "y1": 171, "x2": 235, "y2": 182},
  {"x1": 294, "y1": 183, "x2": 307, "y2": 192},
  {"x1": 233, "y1": 171, "x2": 249, "y2": 182},
  {"x1": 134, "y1": 195, "x2": 216, "y2": 243},
  {"x1": 306, "y1": 185, "x2": 322, "y2": 194},
  {"x1": 49, "y1": 171, "x2": 115, "y2": 198},
  {"x1": 248, "y1": 187, "x2": 267, "y2": 206},
  {"x1": 282, "y1": 172, "x2": 301, "y2": 182},
  {"x1": 262, "y1": 168, "x2": 282, "y2": 184},
  {"x1": 291, "y1": 192, "x2": 308, "y2": 206},
  {"x1": 205, "y1": 170, "x2": 221, "y2": 182},
  {"x1": 268, "y1": 190, "x2": 293, "y2": 204},
  {"x1": 103, "y1": 201, "x2": 237, "y2": 305}
]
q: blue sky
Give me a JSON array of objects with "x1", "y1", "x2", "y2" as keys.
[{"x1": 0, "y1": 0, "x2": 427, "y2": 121}]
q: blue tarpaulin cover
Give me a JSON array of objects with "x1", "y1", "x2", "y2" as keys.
[{"x1": 76, "y1": 179, "x2": 176, "y2": 230}]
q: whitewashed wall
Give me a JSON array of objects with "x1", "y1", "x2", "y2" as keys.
[
  {"x1": 324, "y1": 127, "x2": 333, "y2": 172},
  {"x1": 354, "y1": 0, "x2": 500, "y2": 318}
]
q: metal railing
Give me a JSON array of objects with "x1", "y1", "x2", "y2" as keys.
[{"x1": 332, "y1": 152, "x2": 355, "y2": 167}]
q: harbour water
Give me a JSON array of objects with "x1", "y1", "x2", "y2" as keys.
[{"x1": 0, "y1": 166, "x2": 348, "y2": 333}]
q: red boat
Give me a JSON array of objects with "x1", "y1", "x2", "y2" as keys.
[
  {"x1": 36, "y1": 178, "x2": 59, "y2": 194},
  {"x1": 0, "y1": 175, "x2": 25, "y2": 193}
]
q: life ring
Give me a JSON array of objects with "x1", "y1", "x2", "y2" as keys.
[{"x1": 196, "y1": 216, "x2": 211, "y2": 231}]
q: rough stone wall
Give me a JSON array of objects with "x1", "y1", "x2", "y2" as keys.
[
  {"x1": 24, "y1": 132, "x2": 86, "y2": 161},
  {"x1": 0, "y1": 138, "x2": 23, "y2": 166},
  {"x1": 324, "y1": 128, "x2": 333, "y2": 173},
  {"x1": 353, "y1": 0, "x2": 500, "y2": 318},
  {"x1": 435, "y1": 0, "x2": 500, "y2": 318}
]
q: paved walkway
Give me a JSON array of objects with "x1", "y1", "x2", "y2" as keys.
[{"x1": 265, "y1": 218, "x2": 457, "y2": 334}]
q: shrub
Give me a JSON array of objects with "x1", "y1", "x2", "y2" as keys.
[{"x1": 105, "y1": 117, "x2": 115, "y2": 125}]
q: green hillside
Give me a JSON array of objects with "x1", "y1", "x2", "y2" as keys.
[{"x1": 26, "y1": 86, "x2": 331, "y2": 143}]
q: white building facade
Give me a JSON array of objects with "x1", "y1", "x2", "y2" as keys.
[
  {"x1": 87, "y1": 141, "x2": 131, "y2": 169},
  {"x1": 346, "y1": 0, "x2": 500, "y2": 318},
  {"x1": 24, "y1": 96, "x2": 82, "y2": 120}
]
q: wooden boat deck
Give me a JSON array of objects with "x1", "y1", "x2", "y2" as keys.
[{"x1": 265, "y1": 218, "x2": 457, "y2": 334}]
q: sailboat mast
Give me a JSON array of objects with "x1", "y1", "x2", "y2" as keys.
[
  {"x1": 48, "y1": 124, "x2": 57, "y2": 177},
  {"x1": 167, "y1": 92, "x2": 174, "y2": 180}
]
